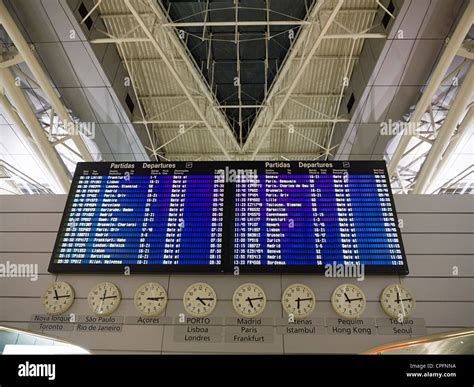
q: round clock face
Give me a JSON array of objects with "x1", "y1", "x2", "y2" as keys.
[
  {"x1": 233, "y1": 283, "x2": 266, "y2": 318},
  {"x1": 183, "y1": 283, "x2": 217, "y2": 317},
  {"x1": 380, "y1": 284, "x2": 416, "y2": 319},
  {"x1": 87, "y1": 282, "x2": 121, "y2": 316},
  {"x1": 282, "y1": 283, "x2": 316, "y2": 319},
  {"x1": 331, "y1": 284, "x2": 366, "y2": 319},
  {"x1": 134, "y1": 282, "x2": 167, "y2": 316},
  {"x1": 41, "y1": 282, "x2": 75, "y2": 315}
]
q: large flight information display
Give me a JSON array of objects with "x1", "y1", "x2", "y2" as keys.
[
  {"x1": 50, "y1": 161, "x2": 408, "y2": 274},
  {"x1": 49, "y1": 162, "x2": 226, "y2": 272},
  {"x1": 231, "y1": 161, "x2": 407, "y2": 273}
]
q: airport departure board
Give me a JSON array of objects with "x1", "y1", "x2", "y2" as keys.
[
  {"x1": 49, "y1": 162, "x2": 226, "y2": 272},
  {"x1": 49, "y1": 161, "x2": 408, "y2": 274},
  {"x1": 231, "y1": 161, "x2": 407, "y2": 273}
]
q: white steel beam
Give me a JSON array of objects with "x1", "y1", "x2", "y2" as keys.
[
  {"x1": 457, "y1": 46, "x2": 474, "y2": 60},
  {"x1": 0, "y1": 52, "x2": 23, "y2": 69},
  {"x1": 163, "y1": 20, "x2": 311, "y2": 28},
  {"x1": 139, "y1": 93, "x2": 342, "y2": 101},
  {"x1": 121, "y1": 56, "x2": 359, "y2": 63},
  {"x1": 79, "y1": 0, "x2": 102, "y2": 25},
  {"x1": 135, "y1": 120, "x2": 203, "y2": 125},
  {"x1": 0, "y1": 67, "x2": 69, "y2": 193},
  {"x1": 248, "y1": 0, "x2": 345, "y2": 159},
  {"x1": 323, "y1": 33, "x2": 386, "y2": 39},
  {"x1": 0, "y1": 93, "x2": 58, "y2": 191},
  {"x1": 218, "y1": 105, "x2": 263, "y2": 109},
  {"x1": 412, "y1": 65, "x2": 474, "y2": 194},
  {"x1": 428, "y1": 105, "x2": 473, "y2": 193},
  {"x1": 277, "y1": 118, "x2": 350, "y2": 123},
  {"x1": 163, "y1": 152, "x2": 329, "y2": 159},
  {"x1": 0, "y1": 0, "x2": 92, "y2": 162},
  {"x1": 90, "y1": 37, "x2": 150, "y2": 44},
  {"x1": 387, "y1": 0, "x2": 474, "y2": 177},
  {"x1": 100, "y1": 9, "x2": 377, "y2": 20}
]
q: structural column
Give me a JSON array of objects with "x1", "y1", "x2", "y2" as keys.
[
  {"x1": 0, "y1": 0, "x2": 92, "y2": 162},
  {"x1": 0, "y1": 67, "x2": 70, "y2": 193},
  {"x1": 412, "y1": 65, "x2": 474, "y2": 194}
]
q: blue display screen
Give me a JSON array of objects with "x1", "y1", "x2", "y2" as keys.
[
  {"x1": 232, "y1": 166, "x2": 405, "y2": 270},
  {"x1": 50, "y1": 162, "x2": 225, "y2": 272},
  {"x1": 49, "y1": 161, "x2": 408, "y2": 274}
]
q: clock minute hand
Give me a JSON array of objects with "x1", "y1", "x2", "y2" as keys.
[
  {"x1": 147, "y1": 297, "x2": 164, "y2": 301},
  {"x1": 56, "y1": 295, "x2": 70, "y2": 299},
  {"x1": 400, "y1": 298, "x2": 412, "y2": 302},
  {"x1": 348, "y1": 297, "x2": 364, "y2": 302},
  {"x1": 102, "y1": 295, "x2": 117, "y2": 300}
]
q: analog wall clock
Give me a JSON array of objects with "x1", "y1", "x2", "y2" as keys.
[
  {"x1": 233, "y1": 283, "x2": 266, "y2": 318},
  {"x1": 41, "y1": 282, "x2": 75, "y2": 315},
  {"x1": 331, "y1": 284, "x2": 366, "y2": 319},
  {"x1": 380, "y1": 284, "x2": 416, "y2": 319},
  {"x1": 282, "y1": 283, "x2": 316, "y2": 319},
  {"x1": 87, "y1": 282, "x2": 121, "y2": 316},
  {"x1": 183, "y1": 282, "x2": 217, "y2": 317},
  {"x1": 134, "y1": 282, "x2": 167, "y2": 316}
]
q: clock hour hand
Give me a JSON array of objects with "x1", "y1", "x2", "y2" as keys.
[
  {"x1": 344, "y1": 292, "x2": 351, "y2": 303},
  {"x1": 245, "y1": 297, "x2": 254, "y2": 308},
  {"x1": 196, "y1": 297, "x2": 207, "y2": 306},
  {"x1": 54, "y1": 289, "x2": 59, "y2": 300}
]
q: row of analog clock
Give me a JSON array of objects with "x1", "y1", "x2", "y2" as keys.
[{"x1": 42, "y1": 282, "x2": 415, "y2": 319}]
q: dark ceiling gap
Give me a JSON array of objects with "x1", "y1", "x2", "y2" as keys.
[{"x1": 161, "y1": 0, "x2": 316, "y2": 141}]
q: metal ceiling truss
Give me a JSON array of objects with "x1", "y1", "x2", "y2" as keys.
[
  {"x1": 92, "y1": 0, "x2": 241, "y2": 160},
  {"x1": 388, "y1": 0, "x2": 474, "y2": 194},
  {"x1": 0, "y1": 0, "x2": 95, "y2": 193},
  {"x1": 91, "y1": 0, "x2": 384, "y2": 160},
  {"x1": 241, "y1": 0, "x2": 386, "y2": 159}
]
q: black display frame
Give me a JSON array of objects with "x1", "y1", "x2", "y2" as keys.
[
  {"x1": 224, "y1": 160, "x2": 408, "y2": 275},
  {"x1": 49, "y1": 160, "x2": 409, "y2": 275}
]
